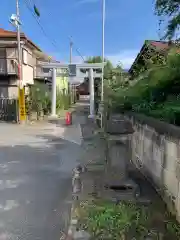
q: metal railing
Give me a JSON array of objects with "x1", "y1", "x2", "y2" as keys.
[{"x1": 0, "y1": 98, "x2": 18, "y2": 122}]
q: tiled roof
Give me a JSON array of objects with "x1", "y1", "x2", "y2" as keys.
[
  {"x1": 150, "y1": 41, "x2": 170, "y2": 51},
  {"x1": 0, "y1": 28, "x2": 41, "y2": 51},
  {"x1": 0, "y1": 28, "x2": 25, "y2": 38},
  {"x1": 129, "y1": 40, "x2": 174, "y2": 73}
]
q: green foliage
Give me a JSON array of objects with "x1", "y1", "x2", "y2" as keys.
[
  {"x1": 166, "y1": 219, "x2": 180, "y2": 238},
  {"x1": 82, "y1": 201, "x2": 149, "y2": 239},
  {"x1": 81, "y1": 201, "x2": 180, "y2": 239},
  {"x1": 86, "y1": 56, "x2": 103, "y2": 64},
  {"x1": 86, "y1": 56, "x2": 127, "y2": 114},
  {"x1": 26, "y1": 82, "x2": 51, "y2": 119},
  {"x1": 103, "y1": 67, "x2": 130, "y2": 113},
  {"x1": 107, "y1": 51, "x2": 180, "y2": 126},
  {"x1": 86, "y1": 56, "x2": 113, "y2": 79},
  {"x1": 148, "y1": 98, "x2": 180, "y2": 125},
  {"x1": 56, "y1": 90, "x2": 71, "y2": 111},
  {"x1": 155, "y1": 0, "x2": 180, "y2": 40},
  {"x1": 26, "y1": 82, "x2": 71, "y2": 120}
]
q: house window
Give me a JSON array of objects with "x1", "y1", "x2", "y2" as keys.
[{"x1": 23, "y1": 49, "x2": 28, "y2": 65}]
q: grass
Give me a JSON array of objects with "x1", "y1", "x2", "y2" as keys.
[{"x1": 79, "y1": 200, "x2": 180, "y2": 240}]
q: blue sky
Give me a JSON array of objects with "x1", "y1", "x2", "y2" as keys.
[{"x1": 1, "y1": 0, "x2": 160, "y2": 68}]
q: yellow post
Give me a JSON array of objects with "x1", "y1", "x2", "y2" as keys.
[{"x1": 18, "y1": 87, "x2": 26, "y2": 123}]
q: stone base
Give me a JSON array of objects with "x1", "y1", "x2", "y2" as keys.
[
  {"x1": 48, "y1": 114, "x2": 58, "y2": 119},
  {"x1": 88, "y1": 114, "x2": 94, "y2": 119}
]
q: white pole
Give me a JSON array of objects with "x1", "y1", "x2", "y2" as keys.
[
  {"x1": 51, "y1": 68, "x2": 57, "y2": 117},
  {"x1": 100, "y1": 0, "x2": 105, "y2": 128},
  {"x1": 69, "y1": 39, "x2": 74, "y2": 103},
  {"x1": 70, "y1": 39, "x2": 73, "y2": 64},
  {"x1": 89, "y1": 68, "x2": 94, "y2": 118},
  {"x1": 101, "y1": 0, "x2": 105, "y2": 102}
]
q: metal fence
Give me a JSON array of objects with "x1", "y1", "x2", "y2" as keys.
[{"x1": 0, "y1": 98, "x2": 18, "y2": 122}]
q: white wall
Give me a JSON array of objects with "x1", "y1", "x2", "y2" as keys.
[
  {"x1": 6, "y1": 48, "x2": 17, "y2": 59},
  {"x1": 22, "y1": 46, "x2": 35, "y2": 85},
  {"x1": 22, "y1": 65, "x2": 34, "y2": 85},
  {"x1": 6, "y1": 47, "x2": 35, "y2": 85}
]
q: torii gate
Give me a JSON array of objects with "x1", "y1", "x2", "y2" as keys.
[{"x1": 38, "y1": 62, "x2": 105, "y2": 118}]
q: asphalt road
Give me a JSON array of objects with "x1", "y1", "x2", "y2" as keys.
[{"x1": 0, "y1": 122, "x2": 83, "y2": 240}]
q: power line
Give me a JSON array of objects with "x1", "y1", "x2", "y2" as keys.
[
  {"x1": 29, "y1": 0, "x2": 85, "y2": 61},
  {"x1": 67, "y1": 36, "x2": 84, "y2": 61},
  {"x1": 75, "y1": 48, "x2": 85, "y2": 61},
  {"x1": 24, "y1": 0, "x2": 85, "y2": 61},
  {"x1": 24, "y1": 0, "x2": 59, "y2": 51}
]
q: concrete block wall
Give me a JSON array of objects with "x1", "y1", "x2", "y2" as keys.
[{"x1": 127, "y1": 113, "x2": 180, "y2": 221}]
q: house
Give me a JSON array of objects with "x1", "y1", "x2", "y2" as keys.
[
  {"x1": 128, "y1": 40, "x2": 173, "y2": 80},
  {"x1": 0, "y1": 28, "x2": 48, "y2": 98},
  {"x1": 77, "y1": 78, "x2": 89, "y2": 95},
  {"x1": 35, "y1": 53, "x2": 60, "y2": 86}
]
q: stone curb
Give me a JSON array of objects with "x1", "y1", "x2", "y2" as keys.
[{"x1": 65, "y1": 166, "x2": 90, "y2": 240}]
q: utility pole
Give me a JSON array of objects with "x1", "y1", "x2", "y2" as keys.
[
  {"x1": 101, "y1": 0, "x2": 105, "y2": 102},
  {"x1": 101, "y1": 0, "x2": 105, "y2": 128},
  {"x1": 13, "y1": 0, "x2": 26, "y2": 123},
  {"x1": 70, "y1": 38, "x2": 73, "y2": 64},
  {"x1": 16, "y1": 0, "x2": 21, "y2": 78}
]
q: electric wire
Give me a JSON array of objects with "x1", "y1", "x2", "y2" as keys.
[
  {"x1": 25, "y1": 0, "x2": 85, "y2": 61},
  {"x1": 24, "y1": 0, "x2": 59, "y2": 51}
]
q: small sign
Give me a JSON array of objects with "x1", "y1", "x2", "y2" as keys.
[
  {"x1": 18, "y1": 87, "x2": 26, "y2": 121},
  {"x1": 68, "y1": 64, "x2": 76, "y2": 76}
]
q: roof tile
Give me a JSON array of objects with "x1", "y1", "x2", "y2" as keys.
[
  {"x1": 150, "y1": 41, "x2": 169, "y2": 50},
  {"x1": 0, "y1": 28, "x2": 41, "y2": 51},
  {"x1": 0, "y1": 28, "x2": 25, "y2": 37}
]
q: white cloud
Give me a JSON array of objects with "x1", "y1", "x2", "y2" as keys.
[{"x1": 107, "y1": 50, "x2": 139, "y2": 69}]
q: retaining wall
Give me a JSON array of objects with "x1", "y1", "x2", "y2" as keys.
[{"x1": 126, "y1": 113, "x2": 180, "y2": 221}]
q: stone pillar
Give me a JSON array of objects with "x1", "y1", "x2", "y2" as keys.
[
  {"x1": 88, "y1": 68, "x2": 94, "y2": 118},
  {"x1": 51, "y1": 68, "x2": 57, "y2": 117}
]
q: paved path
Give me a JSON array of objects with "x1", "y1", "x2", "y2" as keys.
[{"x1": 0, "y1": 109, "x2": 84, "y2": 240}]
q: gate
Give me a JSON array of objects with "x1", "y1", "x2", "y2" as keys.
[{"x1": 0, "y1": 98, "x2": 18, "y2": 122}]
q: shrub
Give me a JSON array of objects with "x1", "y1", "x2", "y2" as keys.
[
  {"x1": 80, "y1": 200, "x2": 180, "y2": 239},
  {"x1": 106, "y1": 51, "x2": 180, "y2": 125},
  {"x1": 26, "y1": 83, "x2": 51, "y2": 119},
  {"x1": 56, "y1": 90, "x2": 71, "y2": 111}
]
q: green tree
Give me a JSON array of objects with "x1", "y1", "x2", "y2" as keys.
[
  {"x1": 85, "y1": 56, "x2": 113, "y2": 79},
  {"x1": 155, "y1": 0, "x2": 180, "y2": 40},
  {"x1": 26, "y1": 82, "x2": 51, "y2": 120}
]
